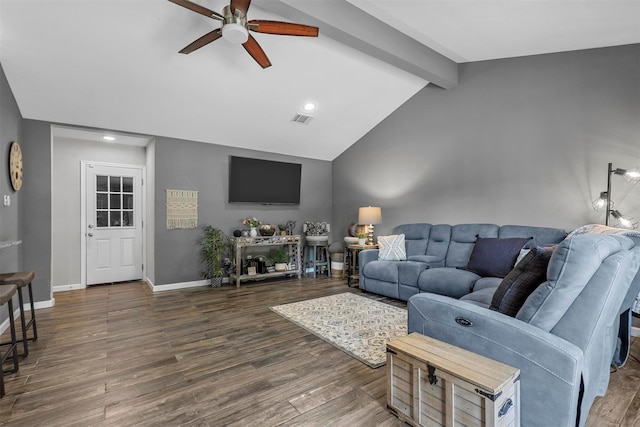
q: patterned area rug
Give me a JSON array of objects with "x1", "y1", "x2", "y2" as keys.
[{"x1": 271, "y1": 293, "x2": 407, "y2": 368}]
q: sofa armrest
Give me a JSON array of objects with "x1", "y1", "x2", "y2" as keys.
[
  {"x1": 408, "y1": 293, "x2": 584, "y2": 427},
  {"x1": 358, "y1": 248, "x2": 379, "y2": 273}
]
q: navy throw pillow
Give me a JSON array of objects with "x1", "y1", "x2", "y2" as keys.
[
  {"x1": 489, "y1": 246, "x2": 555, "y2": 316},
  {"x1": 466, "y1": 237, "x2": 531, "y2": 278}
]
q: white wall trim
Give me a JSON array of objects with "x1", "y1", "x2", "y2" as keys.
[
  {"x1": 0, "y1": 307, "x2": 20, "y2": 336},
  {"x1": 53, "y1": 284, "x2": 86, "y2": 293},
  {"x1": 0, "y1": 299, "x2": 54, "y2": 335},
  {"x1": 148, "y1": 279, "x2": 210, "y2": 292},
  {"x1": 32, "y1": 299, "x2": 54, "y2": 310}
]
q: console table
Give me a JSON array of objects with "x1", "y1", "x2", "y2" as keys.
[{"x1": 230, "y1": 235, "x2": 302, "y2": 288}]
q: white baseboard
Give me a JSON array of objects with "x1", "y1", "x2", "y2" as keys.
[
  {"x1": 53, "y1": 283, "x2": 86, "y2": 293},
  {"x1": 31, "y1": 299, "x2": 55, "y2": 310},
  {"x1": 52, "y1": 278, "x2": 212, "y2": 294},
  {"x1": 148, "y1": 279, "x2": 210, "y2": 292},
  {"x1": 0, "y1": 298, "x2": 54, "y2": 336}
]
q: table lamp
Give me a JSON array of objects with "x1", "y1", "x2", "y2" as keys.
[{"x1": 358, "y1": 206, "x2": 382, "y2": 245}]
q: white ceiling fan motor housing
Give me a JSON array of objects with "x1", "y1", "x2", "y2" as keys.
[{"x1": 222, "y1": 5, "x2": 249, "y2": 44}]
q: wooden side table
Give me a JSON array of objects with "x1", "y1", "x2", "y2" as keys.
[{"x1": 346, "y1": 243, "x2": 378, "y2": 287}]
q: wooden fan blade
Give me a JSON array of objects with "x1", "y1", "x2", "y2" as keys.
[
  {"x1": 230, "y1": 0, "x2": 251, "y2": 14},
  {"x1": 179, "y1": 29, "x2": 222, "y2": 54},
  {"x1": 248, "y1": 20, "x2": 319, "y2": 37},
  {"x1": 168, "y1": 0, "x2": 223, "y2": 20},
  {"x1": 242, "y1": 35, "x2": 271, "y2": 68}
]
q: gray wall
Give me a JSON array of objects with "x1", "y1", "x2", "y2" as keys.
[
  {"x1": 333, "y1": 44, "x2": 640, "y2": 236},
  {"x1": 51, "y1": 137, "x2": 146, "y2": 287},
  {"x1": 0, "y1": 64, "x2": 22, "y2": 323},
  {"x1": 20, "y1": 119, "x2": 52, "y2": 302},
  {"x1": 154, "y1": 136, "x2": 333, "y2": 285}
]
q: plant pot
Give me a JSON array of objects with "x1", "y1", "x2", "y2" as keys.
[
  {"x1": 275, "y1": 263, "x2": 287, "y2": 272},
  {"x1": 210, "y1": 277, "x2": 223, "y2": 288},
  {"x1": 358, "y1": 238, "x2": 366, "y2": 245},
  {"x1": 249, "y1": 227, "x2": 257, "y2": 237},
  {"x1": 280, "y1": 231, "x2": 287, "y2": 236}
]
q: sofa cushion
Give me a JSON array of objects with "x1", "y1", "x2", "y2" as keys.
[
  {"x1": 396, "y1": 223, "x2": 432, "y2": 257},
  {"x1": 499, "y1": 224, "x2": 568, "y2": 248},
  {"x1": 361, "y1": 260, "x2": 400, "y2": 283},
  {"x1": 460, "y1": 287, "x2": 496, "y2": 308},
  {"x1": 473, "y1": 277, "x2": 502, "y2": 292},
  {"x1": 418, "y1": 268, "x2": 479, "y2": 298},
  {"x1": 466, "y1": 237, "x2": 531, "y2": 278},
  {"x1": 489, "y1": 246, "x2": 555, "y2": 317},
  {"x1": 378, "y1": 234, "x2": 407, "y2": 261},
  {"x1": 446, "y1": 224, "x2": 499, "y2": 267},
  {"x1": 407, "y1": 255, "x2": 445, "y2": 268}
]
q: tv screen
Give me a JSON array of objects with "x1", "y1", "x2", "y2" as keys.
[{"x1": 229, "y1": 156, "x2": 302, "y2": 204}]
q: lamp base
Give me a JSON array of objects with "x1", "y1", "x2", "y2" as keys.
[{"x1": 366, "y1": 224, "x2": 375, "y2": 245}]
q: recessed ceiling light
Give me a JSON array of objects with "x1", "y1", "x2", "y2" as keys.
[
  {"x1": 303, "y1": 102, "x2": 317, "y2": 112},
  {"x1": 103, "y1": 136, "x2": 115, "y2": 141}
]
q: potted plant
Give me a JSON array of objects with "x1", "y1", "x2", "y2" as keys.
[
  {"x1": 269, "y1": 247, "x2": 289, "y2": 272},
  {"x1": 358, "y1": 232, "x2": 367, "y2": 245},
  {"x1": 278, "y1": 224, "x2": 287, "y2": 236},
  {"x1": 264, "y1": 256, "x2": 276, "y2": 273},
  {"x1": 201, "y1": 225, "x2": 231, "y2": 287}
]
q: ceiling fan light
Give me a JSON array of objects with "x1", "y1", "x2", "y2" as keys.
[{"x1": 222, "y1": 23, "x2": 249, "y2": 44}]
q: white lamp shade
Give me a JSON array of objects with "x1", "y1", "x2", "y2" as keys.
[{"x1": 358, "y1": 206, "x2": 382, "y2": 225}]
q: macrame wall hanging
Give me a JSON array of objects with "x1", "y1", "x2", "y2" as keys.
[{"x1": 166, "y1": 177, "x2": 198, "y2": 229}]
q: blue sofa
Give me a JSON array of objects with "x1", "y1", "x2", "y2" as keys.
[
  {"x1": 359, "y1": 223, "x2": 568, "y2": 301},
  {"x1": 360, "y1": 223, "x2": 640, "y2": 427}
]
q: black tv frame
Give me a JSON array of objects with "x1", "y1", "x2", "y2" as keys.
[{"x1": 228, "y1": 156, "x2": 302, "y2": 205}]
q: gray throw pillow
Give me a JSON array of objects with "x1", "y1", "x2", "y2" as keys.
[
  {"x1": 466, "y1": 237, "x2": 531, "y2": 278},
  {"x1": 489, "y1": 246, "x2": 555, "y2": 317}
]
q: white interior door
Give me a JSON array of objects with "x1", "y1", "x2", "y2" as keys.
[{"x1": 86, "y1": 164, "x2": 143, "y2": 285}]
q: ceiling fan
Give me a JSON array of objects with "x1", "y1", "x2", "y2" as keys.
[{"x1": 168, "y1": 0, "x2": 319, "y2": 68}]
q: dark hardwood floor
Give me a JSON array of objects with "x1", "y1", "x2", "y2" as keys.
[{"x1": 0, "y1": 276, "x2": 639, "y2": 426}]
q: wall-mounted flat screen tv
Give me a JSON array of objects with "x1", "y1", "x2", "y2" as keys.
[{"x1": 229, "y1": 156, "x2": 302, "y2": 204}]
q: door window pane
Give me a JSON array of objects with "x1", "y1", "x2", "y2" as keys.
[
  {"x1": 96, "y1": 175, "x2": 108, "y2": 192},
  {"x1": 110, "y1": 211, "x2": 121, "y2": 227},
  {"x1": 96, "y1": 194, "x2": 108, "y2": 209},
  {"x1": 96, "y1": 211, "x2": 108, "y2": 227},
  {"x1": 110, "y1": 176, "x2": 121, "y2": 192},
  {"x1": 95, "y1": 174, "x2": 135, "y2": 228},
  {"x1": 122, "y1": 177, "x2": 133, "y2": 193},
  {"x1": 123, "y1": 211, "x2": 133, "y2": 227},
  {"x1": 110, "y1": 194, "x2": 121, "y2": 209},
  {"x1": 123, "y1": 194, "x2": 133, "y2": 209}
]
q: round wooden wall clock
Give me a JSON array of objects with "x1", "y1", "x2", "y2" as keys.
[{"x1": 9, "y1": 141, "x2": 23, "y2": 191}]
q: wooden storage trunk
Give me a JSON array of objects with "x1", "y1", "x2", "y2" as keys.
[{"x1": 387, "y1": 333, "x2": 520, "y2": 427}]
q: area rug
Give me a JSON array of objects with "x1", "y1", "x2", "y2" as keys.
[{"x1": 271, "y1": 293, "x2": 407, "y2": 368}]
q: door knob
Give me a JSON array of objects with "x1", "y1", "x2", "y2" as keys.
[
  {"x1": 88, "y1": 224, "x2": 94, "y2": 228},
  {"x1": 87, "y1": 233, "x2": 94, "y2": 237}
]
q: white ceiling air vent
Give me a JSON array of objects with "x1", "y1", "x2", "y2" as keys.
[{"x1": 291, "y1": 113, "x2": 314, "y2": 125}]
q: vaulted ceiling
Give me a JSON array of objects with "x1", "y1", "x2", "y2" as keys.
[{"x1": 1, "y1": 1, "x2": 639, "y2": 160}]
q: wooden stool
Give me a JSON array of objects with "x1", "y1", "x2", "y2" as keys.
[
  {"x1": 0, "y1": 272, "x2": 37, "y2": 358},
  {"x1": 0, "y1": 284, "x2": 19, "y2": 397},
  {"x1": 304, "y1": 242, "x2": 330, "y2": 278}
]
